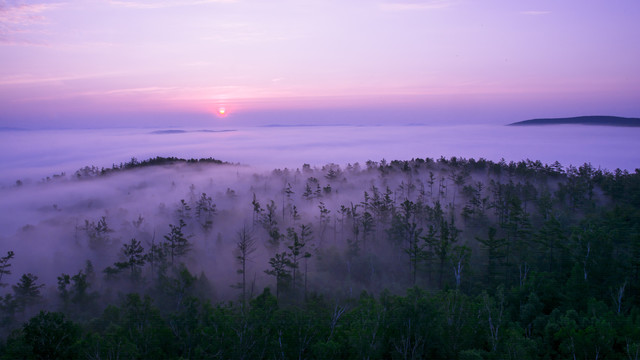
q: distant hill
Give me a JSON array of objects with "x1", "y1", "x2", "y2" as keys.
[
  {"x1": 509, "y1": 116, "x2": 640, "y2": 127},
  {"x1": 149, "y1": 129, "x2": 236, "y2": 134}
]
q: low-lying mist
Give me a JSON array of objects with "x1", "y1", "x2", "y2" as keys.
[
  {"x1": 1, "y1": 152, "x2": 632, "y2": 316},
  {"x1": 2, "y1": 124, "x2": 639, "y2": 186}
]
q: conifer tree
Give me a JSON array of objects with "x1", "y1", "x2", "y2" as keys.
[
  {"x1": 234, "y1": 226, "x2": 257, "y2": 309},
  {"x1": 84, "y1": 216, "x2": 113, "y2": 250},
  {"x1": 195, "y1": 192, "x2": 216, "y2": 232},
  {"x1": 285, "y1": 224, "x2": 313, "y2": 298},
  {"x1": 12, "y1": 274, "x2": 44, "y2": 312},
  {"x1": 317, "y1": 202, "x2": 331, "y2": 245},
  {"x1": 424, "y1": 216, "x2": 460, "y2": 289},
  {"x1": 476, "y1": 227, "x2": 506, "y2": 287},
  {"x1": 104, "y1": 238, "x2": 146, "y2": 280},
  {"x1": 0, "y1": 251, "x2": 15, "y2": 288},
  {"x1": 176, "y1": 199, "x2": 192, "y2": 221},
  {"x1": 265, "y1": 252, "x2": 292, "y2": 301},
  {"x1": 164, "y1": 219, "x2": 191, "y2": 265}
]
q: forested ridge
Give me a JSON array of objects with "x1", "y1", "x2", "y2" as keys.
[
  {"x1": 1, "y1": 156, "x2": 640, "y2": 359},
  {"x1": 509, "y1": 115, "x2": 640, "y2": 127}
]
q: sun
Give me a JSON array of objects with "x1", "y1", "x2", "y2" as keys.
[{"x1": 217, "y1": 107, "x2": 226, "y2": 117}]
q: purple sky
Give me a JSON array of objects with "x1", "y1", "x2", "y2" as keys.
[{"x1": 1, "y1": 0, "x2": 639, "y2": 128}]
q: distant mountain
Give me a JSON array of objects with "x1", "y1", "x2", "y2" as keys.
[
  {"x1": 150, "y1": 129, "x2": 187, "y2": 134},
  {"x1": 509, "y1": 116, "x2": 640, "y2": 127}
]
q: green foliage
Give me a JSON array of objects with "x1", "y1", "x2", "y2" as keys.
[
  {"x1": 12, "y1": 274, "x2": 44, "y2": 313},
  {"x1": 57, "y1": 263, "x2": 99, "y2": 320},
  {"x1": 234, "y1": 226, "x2": 257, "y2": 309},
  {"x1": 286, "y1": 224, "x2": 313, "y2": 295},
  {"x1": 423, "y1": 208, "x2": 461, "y2": 288},
  {"x1": 3, "y1": 311, "x2": 81, "y2": 360},
  {"x1": 265, "y1": 252, "x2": 292, "y2": 301},
  {"x1": 104, "y1": 238, "x2": 146, "y2": 281},
  {"x1": 477, "y1": 227, "x2": 507, "y2": 287},
  {"x1": 195, "y1": 192, "x2": 216, "y2": 232},
  {"x1": 4, "y1": 156, "x2": 640, "y2": 358},
  {"x1": 163, "y1": 219, "x2": 191, "y2": 265},
  {"x1": 83, "y1": 216, "x2": 113, "y2": 251}
]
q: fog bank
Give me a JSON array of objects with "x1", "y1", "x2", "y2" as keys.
[{"x1": 1, "y1": 124, "x2": 638, "y2": 186}]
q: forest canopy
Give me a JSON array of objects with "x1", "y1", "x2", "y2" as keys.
[{"x1": 1, "y1": 156, "x2": 639, "y2": 359}]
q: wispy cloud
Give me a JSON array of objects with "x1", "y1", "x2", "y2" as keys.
[
  {"x1": 0, "y1": 72, "x2": 123, "y2": 86},
  {"x1": 201, "y1": 31, "x2": 292, "y2": 43},
  {"x1": 5, "y1": 83, "x2": 294, "y2": 107},
  {"x1": 107, "y1": 0, "x2": 236, "y2": 9},
  {"x1": 183, "y1": 61, "x2": 212, "y2": 67},
  {"x1": 199, "y1": 21, "x2": 297, "y2": 43},
  {"x1": 379, "y1": 0, "x2": 454, "y2": 11},
  {"x1": 104, "y1": 86, "x2": 177, "y2": 95},
  {"x1": 0, "y1": 1, "x2": 62, "y2": 44},
  {"x1": 0, "y1": 2, "x2": 60, "y2": 24},
  {"x1": 520, "y1": 10, "x2": 551, "y2": 16}
]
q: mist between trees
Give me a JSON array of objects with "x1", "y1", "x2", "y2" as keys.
[{"x1": 1, "y1": 156, "x2": 639, "y2": 359}]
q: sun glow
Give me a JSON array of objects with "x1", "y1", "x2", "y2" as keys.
[{"x1": 217, "y1": 107, "x2": 227, "y2": 117}]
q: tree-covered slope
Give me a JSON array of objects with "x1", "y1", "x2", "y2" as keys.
[
  {"x1": 509, "y1": 115, "x2": 640, "y2": 127},
  {"x1": 1, "y1": 156, "x2": 640, "y2": 359}
]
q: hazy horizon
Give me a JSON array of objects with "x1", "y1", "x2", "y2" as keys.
[
  {"x1": 2, "y1": 1, "x2": 639, "y2": 184},
  {"x1": 1, "y1": 125, "x2": 638, "y2": 189},
  {"x1": 2, "y1": 1, "x2": 639, "y2": 129}
]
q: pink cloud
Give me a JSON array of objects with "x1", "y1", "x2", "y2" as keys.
[
  {"x1": 379, "y1": 0, "x2": 455, "y2": 11},
  {"x1": 107, "y1": 0, "x2": 236, "y2": 10},
  {"x1": 0, "y1": 1, "x2": 62, "y2": 43}
]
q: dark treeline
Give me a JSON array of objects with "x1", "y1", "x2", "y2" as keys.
[
  {"x1": 72, "y1": 156, "x2": 231, "y2": 179},
  {"x1": 1, "y1": 156, "x2": 640, "y2": 359}
]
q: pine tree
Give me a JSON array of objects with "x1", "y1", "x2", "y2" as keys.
[
  {"x1": 195, "y1": 193, "x2": 216, "y2": 232},
  {"x1": 176, "y1": 199, "x2": 192, "y2": 221},
  {"x1": 0, "y1": 251, "x2": 15, "y2": 288},
  {"x1": 265, "y1": 252, "x2": 292, "y2": 301},
  {"x1": 261, "y1": 200, "x2": 282, "y2": 250},
  {"x1": 164, "y1": 219, "x2": 191, "y2": 265},
  {"x1": 234, "y1": 226, "x2": 257, "y2": 309},
  {"x1": 424, "y1": 216, "x2": 460, "y2": 289},
  {"x1": 104, "y1": 238, "x2": 146, "y2": 280},
  {"x1": 146, "y1": 232, "x2": 168, "y2": 281},
  {"x1": 476, "y1": 227, "x2": 506, "y2": 287},
  {"x1": 317, "y1": 202, "x2": 331, "y2": 245},
  {"x1": 361, "y1": 211, "x2": 374, "y2": 251},
  {"x1": 404, "y1": 222, "x2": 424, "y2": 286},
  {"x1": 285, "y1": 225, "x2": 313, "y2": 298},
  {"x1": 251, "y1": 193, "x2": 262, "y2": 226},
  {"x1": 12, "y1": 273, "x2": 44, "y2": 312},
  {"x1": 84, "y1": 216, "x2": 113, "y2": 250}
]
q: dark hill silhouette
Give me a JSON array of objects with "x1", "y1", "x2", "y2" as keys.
[{"x1": 509, "y1": 115, "x2": 640, "y2": 127}]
